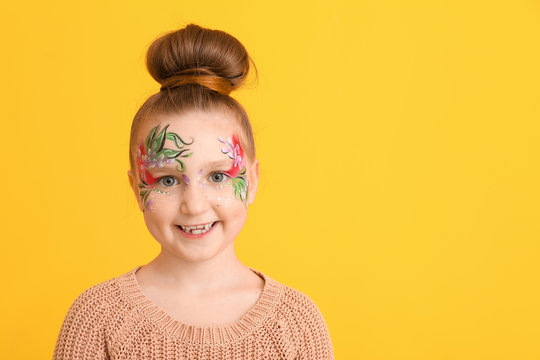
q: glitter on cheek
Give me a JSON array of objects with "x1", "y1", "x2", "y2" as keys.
[
  {"x1": 208, "y1": 181, "x2": 234, "y2": 208},
  {"x1": 215, "y1": 180, "x2": 233, "y2": 190},
  {"x1": 215, "y1": 195, "x2": 233, "y2": 208},
  {"x1": 142, "y1": 187, "x2": 171, "y2": 213}
]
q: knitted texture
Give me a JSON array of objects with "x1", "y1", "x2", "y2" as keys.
[{"x1": 53, "y1": 266, "x2": 334, "y2": 359}]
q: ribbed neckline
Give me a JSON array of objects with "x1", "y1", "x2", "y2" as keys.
[{"x1": 115, "y1": 265, "x2": 284, "y2": 345}]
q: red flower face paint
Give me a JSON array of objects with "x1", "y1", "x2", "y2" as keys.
[
  {"x1": 218, "y1": 135, "x2": 248, "y2": 203},
  {"x1": 136, "y1": 144, "x2": 158, "y2": 185},
  {"x1": 218, "y1": 135, "x2": 245, "y2": 178},
  {"x1": 137, "y1": 124, "x2": 193, "y2": 210}
]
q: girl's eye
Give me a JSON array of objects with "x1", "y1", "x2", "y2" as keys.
[
  {"x1": 158, "y1": 176, "x2": 179, "y2": 187},
  {"x1": 209, "y1": 172, "x2": 228, "y2": 183}
]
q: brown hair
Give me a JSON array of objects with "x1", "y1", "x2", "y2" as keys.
[{"x1": 129, "y1": 23, "x2": 258, "y2": 171}]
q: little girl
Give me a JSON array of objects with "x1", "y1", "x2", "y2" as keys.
[{"x1": 53, "y1": 23, "x2": 334, "y2": 360}]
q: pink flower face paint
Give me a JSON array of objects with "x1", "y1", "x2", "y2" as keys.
[
  {"x1": 137, "y1": 124, "x2": 193, "y2": 211},
  {"x1": 218, "y1": 135, "x2": 248, "y2": 204},
  {"x1": 218, "y1": 135, "x2": 245, "y2": 177}
]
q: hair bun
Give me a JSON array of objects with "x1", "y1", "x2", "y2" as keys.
[
  {"x1": 159, "y1": 67, "x2": 233, "y2": 95},
  {"x1": 146, "y1": 24, "x2": 252, "y2": 95}
]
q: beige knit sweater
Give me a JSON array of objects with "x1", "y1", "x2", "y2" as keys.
[{"x1": 53, "y1": 266, "x2": 334, "y2": 359}]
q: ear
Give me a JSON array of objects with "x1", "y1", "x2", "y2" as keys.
[
  {"x1": 128, "y1": 169, "x2": 144, "y2": 212},
  {"x1": 247, "y1": 159, "x2": 260, "y2": 205}
]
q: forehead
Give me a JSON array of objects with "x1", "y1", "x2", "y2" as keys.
[
  {"x1": 134, "y1": 110, "x2": 243, "y2": 159},
  {"x1": 138, "y1": 110, "x2": 239, "y2": 139}
]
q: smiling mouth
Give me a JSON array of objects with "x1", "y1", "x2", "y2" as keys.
[{"x1": 177, "y1": 221, "x2": 217, "y2": 235}]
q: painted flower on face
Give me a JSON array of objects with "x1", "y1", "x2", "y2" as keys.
[
  {"x1": 138, "y1": 146, "x2": 176, "y2": 181},
  {"x1": 218, "y1": 135, "x2": 248, "y2": 204},
  {"x1": 137, "y1": 124, "x2": 193, "y2": 210},
  {"x1": 218, "y1": 135, "x2": 245, "y2": 178},
  {"x1": 231, "y1": 168, "x2": 248, "y2": 204}
]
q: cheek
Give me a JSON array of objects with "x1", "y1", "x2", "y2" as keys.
[
  {"x1": 218, "y1": 199, "x2": 249, "y2": 236},
  {"x1": 200, "y1": 180, "x2": 236, "y2": 209},
  {"x1": 216, "y1": 196, "x2": 233, "y2": 208},
  {"x1": 143, "y1": 189, "x2": 177, "y2": 214},
  {"x1": 142, "y1": 191, "x2": 179, "y2": 241},
  {"x1": 207, "y1": 183, "x2": 248, "y2": 225}
]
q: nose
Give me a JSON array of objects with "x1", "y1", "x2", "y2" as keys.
[{"x1": 179, "y1": 181, "x2": 209, "y2": 215}]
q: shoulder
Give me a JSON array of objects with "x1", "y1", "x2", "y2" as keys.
[
  {"x1": 254, "y1": 269, "x2": 328, "y2": 321},
  {"x1": 68, "y1": 275, "x2": 123, "y2": 311},
  {"x1": 53, "y1": 273, "x2": 126, "y2": 360},
  {"x1": 57, "y1": 268, "x2": 135, "y2": 331},
  {"x1": 278, "y1": 283, "x2": 329, "y2": 325},
  {"x1": 260, "y1": 272, "x2": 334, "y2": 358}
]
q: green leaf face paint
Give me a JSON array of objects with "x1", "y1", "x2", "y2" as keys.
[
  {"x1": 218, "y1": 135, "x2": 248, "y2": 204},
  {"x1": 136, "y1": 124, "x2": 193, "y2": 210}
]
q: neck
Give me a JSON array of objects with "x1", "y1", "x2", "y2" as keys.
[{"x1": 142, "y1": 242, "x2": 250, "y2": 295}]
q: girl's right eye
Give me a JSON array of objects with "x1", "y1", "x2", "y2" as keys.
[{"x1": 158, "y1": 176, "x2": 179, "y2": 187}]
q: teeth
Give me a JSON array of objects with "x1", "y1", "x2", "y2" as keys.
[{"x1": 179, "y1": 222, "x2": 215, "y2": 235}]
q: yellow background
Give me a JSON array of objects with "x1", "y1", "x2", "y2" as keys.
[{"x1": 1, "y1": 1, "x2": 539, "y2": 359}]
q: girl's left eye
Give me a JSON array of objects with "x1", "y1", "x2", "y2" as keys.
[
  {"x1": 158, "y1": 176, "x2": 179, "y2": 187},
  {"x1": 209, "y1": 172, "x2": 229, "y2": 183}
]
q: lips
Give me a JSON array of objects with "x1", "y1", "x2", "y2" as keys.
[{"x1": 176, "y1": 221, "x2": 217, "y2": 235}]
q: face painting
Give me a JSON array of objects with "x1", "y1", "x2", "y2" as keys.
[
  {"x1": 136, "y1": 124, "x2": 193, "y2": 211},
  {"x1": 218, "y1": 135, "x2": 248, "y2": 204},
  {"x1": 143, "y1": 134, "x2": 249, "y2": 210}
]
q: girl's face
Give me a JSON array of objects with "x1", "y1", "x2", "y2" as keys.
[{"x1": 127, "y1": 110, "x2": 259, "y2": 263}]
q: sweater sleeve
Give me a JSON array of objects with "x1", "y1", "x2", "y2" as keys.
[
  {"x1": 52, "y1": 288, "x2": 110, "y2": 360},
  {"x1": 301, "y1": 296, "x2": 335, "y2": 360},
  {"x1": 284, "y1": 288, "x2": 335, "y2": 360}
]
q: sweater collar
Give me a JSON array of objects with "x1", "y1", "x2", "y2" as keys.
[{"x1": 115, "y1": 265, "x2": 284, "y2": 345}]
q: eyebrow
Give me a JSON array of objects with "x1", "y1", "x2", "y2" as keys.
[
  {"x1": 204, "y1": 160, "x2": 232, "y2": 169},
  {"x1": 146, "y1": 164, "x2": 179, "y2": 173}
]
